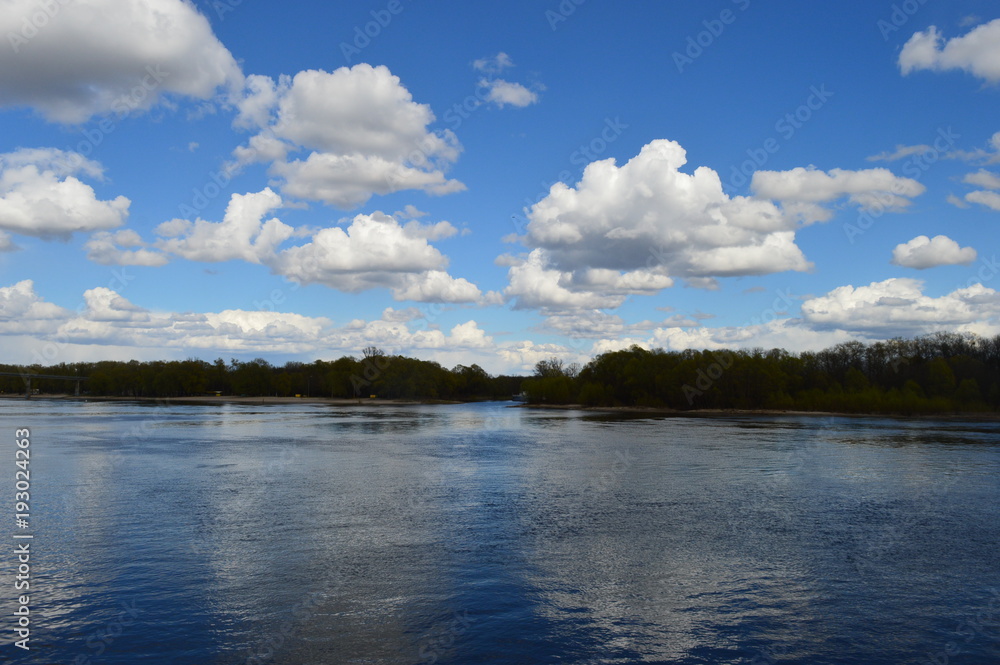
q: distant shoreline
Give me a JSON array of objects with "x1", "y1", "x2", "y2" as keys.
[
  {"x1": 4, "y1": 393, "x2": 999, "y2": 421},
  {"x1": 516, "y1": 402, "x2": 1000, "y2": 421},
  {"x1": 0, "y1": 393, "x2": 463, "y2": 406}
]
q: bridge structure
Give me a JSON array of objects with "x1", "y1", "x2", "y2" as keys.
[{"x1": 0, "y1": 372, "x2": 89, "y2": 398}]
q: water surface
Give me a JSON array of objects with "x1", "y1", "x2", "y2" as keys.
[{"x1": 2, "y1": 400, "x2": 999, "y2": 664}]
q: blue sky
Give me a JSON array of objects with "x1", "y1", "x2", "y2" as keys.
[{"x1": 1, "y1": 0, "x2": 999, "y2": 373}]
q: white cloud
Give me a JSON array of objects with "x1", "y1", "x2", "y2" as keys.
[
  {"x1": 233, "y1": 73, "x2": 288, "y2": 130},
  {"x1": 85, "y1": 230, "x2": 168, "y2": 266},
  {"x1": 471, "y1": 52, "x2": 540, "y2": 108},
  {"x1": 867, "y1": 144, "x2": 933, "y2": 162},
  {"x1": 504, "y1": 249, "x2": 673, "y2": 311},
  {"x1": 156, "y1": 188, "x2": 293, "y2": 264},
  {"x1": 947, "y1": 194, "x2": 970, "y2": 209},
  {"x1": 0, "y1": 281, "x2": 503, "y2": 362},
  {"x1": 82, "y1": 287, "x2": 151, "y2": 323},
  {"x1": 473, "y1": 52, "x2": 514, "y2": 74},
  {"x1": 891, "y1": 235, "x2": 977, "y2": 269},
  {"x1": 0, "y1": 231, "x2": 18, "y2": 252},
  {"x1": 144, "y1": 190, "x2": 488, "y2": 304},
  {"x1": 271, "y1": 211, "x2": 487, "y2": 303},
  {"x1": 381, "y1": 307, "x2": 424, "y2": 323},
  {"x1": 801, "y1": 278, "x2": 1000, "y2": 337},
  {"x1": 496, "y1": 340, "x2": 589, "y2": 374},
  {"x1": 642, "y1": 319, "x2": 854, "y2": 355},
  {"x1": 899, "y1": 19, "x2": 1000, "y2": 84},
  {"x1": 964, "y1": 169, "x2": 1000, "y2": 189},
  {"x1": 231, "y1": 65, "x2": 464, "y2": 208},
  {"x1": 402, "y1": 220, "x2": 459, "y2": 241},
  {"x1": 0, "y1": 0, "x2": 243, "y2": 123},
  {"x1": 0, "y1": 148, "x2": 130, "y2": 238},
  {"x1": 947, "y1": 131, "x2": 1000, "y2": 164},
  {"x1": 966, "y1": 190, "x2": 1000, "y2": 211},
  {"x1": 395, "y1": 204, "x2": 429, "y2": 220},
  {"x1": 960, "y1": 168, "x2": 1000, "y2": 211},
  {"x1": 272, "y1": 152, "x2": 464, "y2": 209},
  {"x1": 539, "y1": 310, "x2": 696, "y2": 340},
  {"x1": 479, "y1": 79, "x2": 539, "y2": 108},
  {"x1": 505, "y1": 139, "x2": 813, "y2": 311},
  {"x1": 391, "y1": 271, "x2": 490, "y2": 304},
  {"x1": 751, "y1": 166, "x2": 925, "y2": 222},
  {"x1": 0, "y1": 280, "x2": 68, "y2": 334}
]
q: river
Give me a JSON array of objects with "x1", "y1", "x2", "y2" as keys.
[{"x1": 2, "y1": 400, "x2": 999, "y2": 664}]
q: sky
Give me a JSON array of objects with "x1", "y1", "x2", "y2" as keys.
[{"x1": 0, "y1": 0, "x2": 999, "y2": 374}]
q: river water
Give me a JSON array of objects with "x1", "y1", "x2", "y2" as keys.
[{"x1": 2, "y1": 400, "x2": 999, "y2": 664}]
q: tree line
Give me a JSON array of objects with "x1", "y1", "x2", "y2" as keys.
[
  {"x1": 523, "y1": 332, "x2": 1000, "y2": 414},
  {"x1": 5, "y1": 332, "x2": 1000, "y2": 414},
  {"x1": 0, "y1": 347, "x2": 521, "y2": 401}
]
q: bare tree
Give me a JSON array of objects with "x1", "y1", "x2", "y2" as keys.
[{"x1": 362, "y1": 346, "x2": 385, "y2": 360}]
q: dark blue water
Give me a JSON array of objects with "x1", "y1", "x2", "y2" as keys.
[{"x1": 2, "y1": 400, "x2": 999, "y2": 664}]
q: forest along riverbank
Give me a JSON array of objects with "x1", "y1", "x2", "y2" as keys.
[{"x1": 0, "y1": 393, "x2": 464, "y2": 406}]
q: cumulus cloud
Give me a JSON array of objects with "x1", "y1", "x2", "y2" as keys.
[
  {"x1": 891, "y1": 235, "x2": 977, "y2": 269},
  {"x1": 642, "y1": 319, "x2": 854, "y2": 355},
  {"x1": 156, "y1": 188, "x2": 293, "y2": 264},
  {"x1": 539, "y1": 310, "x2": 697, "y2": 340},
  {"x1": 271, "y1": 211, "x2": 488, "y2": 303},
  {"x1": 0, "y1": 280, "x2": 69, "y2": 334},
  {"x1": 0, "y1": 148, "x2": 129, "y2": 238},
  {"x1": 478, "y1": 79, "x2": 539, "y2": 108},
  {"x1": 751, "y1": 166, "x2": 925, "y2": 223},
  {"x1": 496, "y1": 340, "x2": 589, "y2": 374},
  {"x1": 0, "y1": 0, "x2": 243, "y2": 123},
  {"x1": 503, "y1": 249, "x2": 673, "y2": 311},
  {"x1": 85, "y1": 229, "x2": 168, "y2": 266},
  {"x1": 505, "y1": 139, "x2": 813, "y2": 311},
  {"x1": 230, "y1": 65, "x2": 464, "y2": 208},
  {"x1": 585, "y1": 279, "x2": 1000, "y2": 358},
  {"x1": 471, "y1": 52, "x2": 540, "y2": 108},
  {"x1": 0, "y1": 281, "x2": 500, "y2": 361},
  {"x1": 899, "y1": 19, "x2": 1000, "y2": 83},
  {"x1": 801, "y1": 278, "x2": 1000, "y2": 337},
  {"x1": 147, "y1": 190, "x2": 488, "y2": 304}
]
